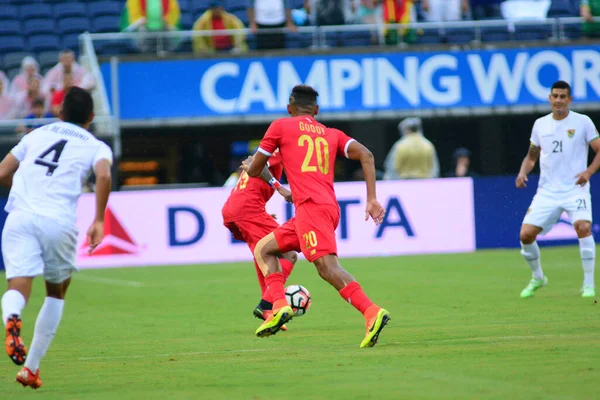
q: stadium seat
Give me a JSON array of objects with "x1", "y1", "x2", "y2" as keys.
[
  {"x1": 24, "y1": 19, "x2": 57, "y2": 37},
  {"x1": 547, "y1": 0, "x2": 576, "y2": 17},
  {"x1": 95, "y1": 40, "x2": 138, "y2": 56},
  {"x1": 38, "y1": 51, "x2": 60, "y2": 70},
  {"x1": 481, "y1": 26, "x2": 511, "y2": 42},
  {"x1": 0, "y1": 21, "x2": 21, "y2": 37},
  {"x1": 563, "y1": 24, "x2": 582, "y2": 40},
  {"x1": 179, "y1": 0, "x2": 191, "y2": 14},
  {"x1": 0, "y1": 5, "x2": 19, "y2": 22},
  {"x1": 0, "y1": 37, "x2": 27, "y2": 55},
  {"x1": 417, "y1": 28, "x2": 442, "y2": 44},
  {"x1": 92, "y1": 16, "x2": 119, "y2": 33},
  {"x1": 445, "y1": 28, "x2": 476, "y2": 44},
  {"x1": 20, "y1": 3, "x2": 53, "y2": 20},
  {"x1": 340, "y1": 31, "x2": 372, "y2": 47},
  {"x1": 225, "y1": 0, "x2": 248, "y2": 12},
  {"x1": 2, "y1": 52, "x2": 33, "y2": 71},
  {"x1": 54, "y1": 2, "x2": 87, "y2": 19},
  {"x1": 291, "y1": 0, "x2": 305, "y2": 9},
  {"x1": 191, "y1": 0, "x2": 212, "y2": 15},
  {"x1": 514, "y1": 24, "x2": 554, "y2": 41},
  {"x1": 6, "y1": 68, "x2": 21, "y2": 81},
  {"x1": 27, "y1": 35, "x2": 61, "y2": 53},
  {"x1": 62, "y1": 34, "x2": 81, "y2": 52},
  {"x1": 88, "y1": 1, "x2": 123, "y2": 18},
  {"x1": 181, "y1": 14, "x2": 195, "y2": 30},
  {"x1": 58, "y1": 18, "x2": 91, "y2": 36},
  {"x1": 233, "y1": 9, "x2": 249, "y2": 26},
  {"x1": 285, "y1": 32, "x2": 312, "y2": 49}
]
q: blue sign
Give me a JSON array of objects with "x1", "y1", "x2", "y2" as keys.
[{"x1": 102, "y1": 45, "x2": 600, "y2": 120}]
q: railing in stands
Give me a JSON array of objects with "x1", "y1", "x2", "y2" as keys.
[{"x1": 84, "y1": 17, "x2": 600, "y2": 56}]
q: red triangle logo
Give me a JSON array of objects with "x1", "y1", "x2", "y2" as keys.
[{"x1": 80, "y1": 207, "x2": 141, "y2": 257}]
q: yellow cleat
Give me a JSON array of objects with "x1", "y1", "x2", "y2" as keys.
[
  {"x1": 360, "y1": 308, "x2": 390, "y2": 348},
  {"x1": 255, "y1": 305, "x2": 293, "y2": 338}
]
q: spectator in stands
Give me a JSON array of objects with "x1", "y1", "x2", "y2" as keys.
[
  {"x1": 50, "y1": 73, "x2": 73, "y2": 117},
  {"x1": 17, "y1": 98, "x2": 54, "y2": 135},
  {"x1": 470, "y1": 0, "x2": 503, "y2": 20},
  {"x1": 0, "y1": 78, "x2": 16, "y2": 120},
  {"x1": 305, "y1": 0, "x2": 354, "y2": 26},
  {"x1": 10, "y1": 56, "x2": 44, "y2": 98},
  {"x1": 120, "y1": 0, "x2": 182, "y2": 52},
  {"x1": 383, "y1": 117, "x2": 440, "y2": 180},
  {"x1": 43, "y1": 50, "x2": 96, "y2": 94},
  {"x1": 445, "y1": 147, "x2": 479, "y2": 178},
  {"x1": 192, "y1": 1, "x2": 248, "y2": 53},
  {"x1": 581, "y1": 0, "x2": 600, "y2": 37},
  {"x1": 0, "y1": 71, "x2": 9, "y2": 97},
  {"x1": 422, "y1": 0, "x2": 469, "y2": 21},
  {"x1": 248, "y1": 0, "x2": 297, "y2": 50},
  {"x1": 355, "y1": 0, "x2": 381, "y2": 24},
  {"x1": 15, "y1": 77, "x2": 45, "y2": 119},
  {"x1": 382, "y1": 0, "x2": 417, "y2": 45}
]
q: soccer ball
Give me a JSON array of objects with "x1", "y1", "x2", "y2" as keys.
[{"x1": 285, "y1": 285, "x2": 311, "y2": 316}]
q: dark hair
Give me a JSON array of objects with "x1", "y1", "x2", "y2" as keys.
[
  {"x1": 290, "y1": 84, "x2": 318, "y2": 108},
  {"x1": 31, "y1": 98, "x2": 45, "y2": 108},
  {"x1": 62, "y1": 86, "x2": 93, "y2": 125},
  {"x1": 551, "y1": 80, "x2": 571, "y2": 96}
]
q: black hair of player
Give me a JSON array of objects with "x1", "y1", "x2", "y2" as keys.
[
  {"x1": 551, "y1": 80, "x2": 571, "y2": 96},
  {"x1": 289, "y1": 84, "x2": 319, "y2": 109},
  {"x1": 62, "y1": 86, "x2": 94, "y2": 125}
]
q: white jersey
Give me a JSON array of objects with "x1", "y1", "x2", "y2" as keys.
[
  {"x1": 6, "y1": 121, "x2": 113, "y2": 225},
  {"x1": 530, "y1": 110, "x2": 599, "y2": 195}
]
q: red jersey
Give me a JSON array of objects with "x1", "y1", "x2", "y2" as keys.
[
  {"x1": 258, "y1": 116, "x2": 354, "y2": 207},
  {"x1": 222, "y1": 152, "x2": 283, "y2": 222}
]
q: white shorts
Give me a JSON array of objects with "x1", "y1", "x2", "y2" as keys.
[
  {"x1": 425, "y1": 0, "x2": 462, "y2": 21},
  {"x1": 2, "y1": 210, "x2": 78, "y2": 283},
  {"x1": 523, "y1": 191, "x2": 593, "y2": 234}
]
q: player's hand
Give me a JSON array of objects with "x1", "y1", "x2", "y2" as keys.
[
  {"x1": 365, "y1": 199, "x2": 386, "y2": 226},
  {"x1": 576, "y1": 170, "x2": 592, "y2": 186},
  {"x1": 516, "y1": 173, "x2": 528, "y2": 188},
  {"x1": 86, "y1": 220, "x2": 104, "y2": 255},
  {"x1": 240, "y1": 156, "x2": 254, "y2": 172},
  {"x1": 277, "y1": 186, "x2": 293, "y2": 203}
]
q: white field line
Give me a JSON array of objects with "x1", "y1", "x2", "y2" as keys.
[
  {"x1": 76, "y1": 333, "x2": 592, "y2": 361},
  {"x1": 76, "y1": 274, "x2": 144, "y2": 288}
]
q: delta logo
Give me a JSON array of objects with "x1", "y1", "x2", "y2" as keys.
[{"x1": 80, "y1": 207, "x2": 143, "y2": 256}]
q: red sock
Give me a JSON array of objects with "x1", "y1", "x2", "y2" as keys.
[
  {"x1": 280, "y1": 259, "x2": 294, "y2": 281},
  {"x1": 265, "y1": 272, "x2": 286, "y2": 306},
  {"x1": 254, "y1": 260, "x2": 272, "y2": 303},
  {"x1": 339, "y1": 282, "x2": 375, "y2": 316}
]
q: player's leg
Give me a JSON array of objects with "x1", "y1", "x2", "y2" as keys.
[
  {"x1": 519, "y1": 195, "x2": 561, "y2": 297},
  {"x1": 566, "y1": 194, "x2": 595, "y2": 297},
  {"x1": 297, "y1": 203, "x2": 389, "y2": 348},
  {"x1": 1, "y1": 211, "x2": 43, "y2": 365},
  {"x1": 17, "y1": 218, "x2": 77, "y2": 389},
  {"x1": 17, "y1": 278, "x2": 70, "y2": 389},
  {"x1": 253, "y1": 220, "x2": 300, "y2": 337}
]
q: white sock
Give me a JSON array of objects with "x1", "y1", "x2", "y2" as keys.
[
  {"x1": 24, "y1": 297, "x2": 64, "y2": 373},
  {"x1": 579, "y1": 235, "x2": 596, "y2": 287},
  {"x1": 1, "y1": 290, "x2": 26, "y2": 326},
  {"x1": 521, "y1": 241, "x2": 544, "y2": 280}
]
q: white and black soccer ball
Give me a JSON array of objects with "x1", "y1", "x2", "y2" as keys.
[{"x1": 285, "y1": 284, "x2": 312, "y2": 316}]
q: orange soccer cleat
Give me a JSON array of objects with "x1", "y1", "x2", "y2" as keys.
[
  {"x1": 254, "y1": 305, "x2": 288, "y2": 331},
  {"x1": 360, "y1": 307, "x2": 391, "y2": 348},
  {"x1": 16, "y1": 367, "x2": 42, "y2": 389},
  {"x1": 5, "y1": 314, "x2": 27, "y2": 365}
]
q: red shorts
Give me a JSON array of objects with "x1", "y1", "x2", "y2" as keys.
[
  {"x1": 273, "y1": 202, "x2": 339, "y2": 262},
  {"x1": 223, "y1": 212, "x2": 280, "y2": 252}
]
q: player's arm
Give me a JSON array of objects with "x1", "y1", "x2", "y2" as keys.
[
  {"x1": 258, "y1": 165, "x2": 293, "y2": 203},
  {"x1": 346, "y1": 140, "x2": 385, "y2": 225},
  {"x1": 516, "y1": 144, "x2": 540, "y2": 188},
  {"x1": 87, "y1": 159, "x2": 112, "y2": 254},
  {"x1": 576, "y1": 137, "x2": 600, "y2": 186},
  {"x1": 0, "y1": 153, "x2": 20, "y2": 188}
]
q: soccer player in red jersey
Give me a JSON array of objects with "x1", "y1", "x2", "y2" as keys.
[
  {"x1": 244, "y1": 84, "x2": 390, "y2": 348},
  {"x1": 222, "y1": 150, "x2": 298, "y2": 325}
]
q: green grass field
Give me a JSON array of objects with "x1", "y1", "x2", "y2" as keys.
[{"x1": 1, "y1": 246, "x2": 599, "y2": 400}]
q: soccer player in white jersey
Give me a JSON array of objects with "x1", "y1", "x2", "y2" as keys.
[
  {"x1": 0, "y1": 87, "x2": 113, "y2": 389},
  {"x1": 516, "y1": 81, "x2": 600, "y2": 299}
]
